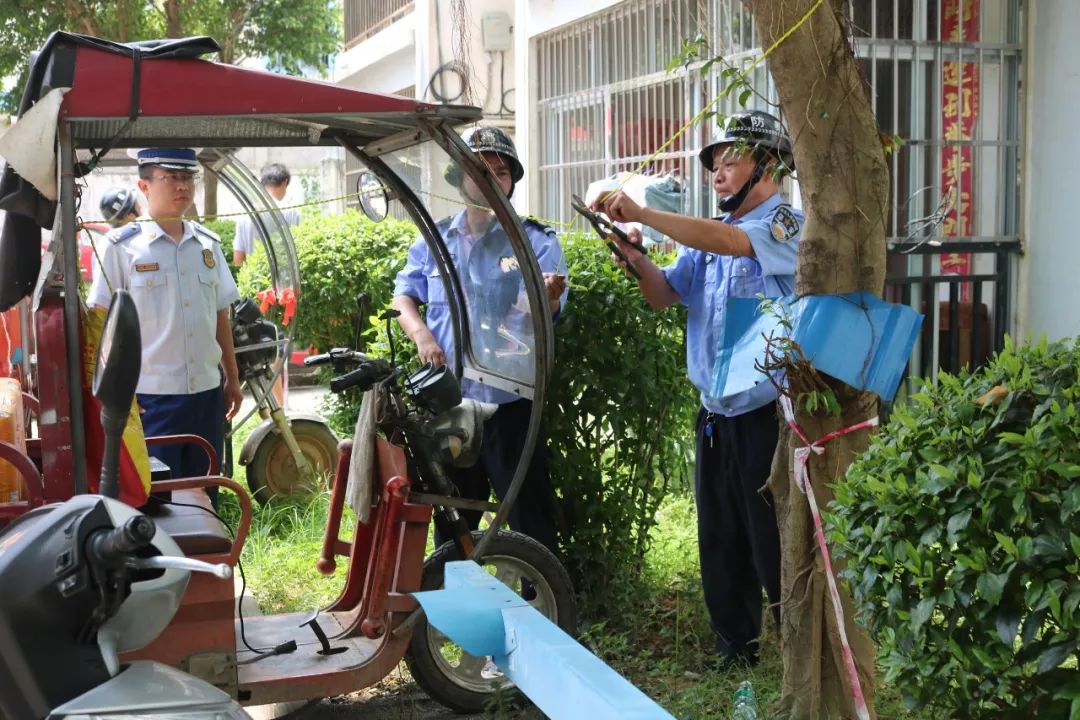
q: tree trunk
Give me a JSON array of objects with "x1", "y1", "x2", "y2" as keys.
[
  {"x1": 163, "y1": 0, "x2": 183, "y2": 38},
  {"x1": 202, "y1": 172, "x2": 218, "y2": 220},
  {"x1": 740, "y1": 1, "x2": 889, "y2": 717}
]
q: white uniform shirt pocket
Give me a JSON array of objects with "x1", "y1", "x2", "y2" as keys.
[
  {"x1": 197, "y1": 271, "x2": 219, "y2": 319},
  {"x1": 129, "y1": 272, "x2": 169, "y2": 370}
]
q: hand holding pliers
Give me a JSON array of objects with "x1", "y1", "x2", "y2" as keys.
[{"x1": 570, "y1": 193, "x2": 648, "y2": 280}]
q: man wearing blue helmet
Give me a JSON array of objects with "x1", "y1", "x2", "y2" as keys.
[
  {"x1": 87, "y1": 148, "x2": 241, "y2": 506},
  {"x1": 596, "y1": 110, "x2": 800, "y2": 670}
]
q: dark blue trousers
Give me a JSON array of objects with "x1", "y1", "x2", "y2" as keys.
[
  {"x1": 138, "y1": 386, "x2": 225, "y2": 507},
  {"x1": 447, "y1": 399, "x2": 560, "y2": 556},
  {"x1": 695, "y1": 403, "x2": 782, "y2": 661}
]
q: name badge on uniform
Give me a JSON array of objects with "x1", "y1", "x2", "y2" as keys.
[
  {"x1": 202, "y1": 249, "x2": 216, "y2": 268},
  {"x1": 135, "y1": 262, "x2": 160, "y2": 273},
  {"x1": 499, "y1": 256, "x2": 519, "y2": 273},
  {"x1": 770, "y1": 206, "x2": 800, "y2": 243}
]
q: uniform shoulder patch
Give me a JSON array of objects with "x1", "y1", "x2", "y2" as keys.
[
  {"x1": 770, "y1": 205, "x2": 800, "y2": 243},
  {"x1": 523, "y1": 216, "x2": 557, "y2": 237},
  {"x1": 193, "y1": 224, "x2": 221, "y2": 243},
  {"x1": 108, "y1": 223, "x2": 141, "y2": 244}
]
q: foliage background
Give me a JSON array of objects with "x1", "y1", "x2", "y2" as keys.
[
  {"x1": 0, "y1": 0, "x2": 341, "y2": 113},
  {"x1": 829, "y1": 337, "x2": 1080, "y2": 718}
]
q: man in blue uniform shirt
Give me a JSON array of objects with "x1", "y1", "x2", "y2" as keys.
[
  {"x1": 392, "y1": 127, "x2": 567, "y2": 555},
  {"x1": 88, "y1": 148, "x2": 242, "y2": 506},
  {"x1": 596, "y1": 110, "x2": 801, "y2": 668}
]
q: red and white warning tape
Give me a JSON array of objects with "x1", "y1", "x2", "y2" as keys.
[{"x1": 779, "y1": 394, "x2": 878, "y2": 720}]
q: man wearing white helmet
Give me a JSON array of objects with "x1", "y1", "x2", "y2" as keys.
[{"x1": 596, "y1": 110, "x2": 800, "y2": 669}]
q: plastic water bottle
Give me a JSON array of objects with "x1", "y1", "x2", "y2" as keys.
[{"x1": 732, "y1": 680, "x2": 759, "y2": 720}]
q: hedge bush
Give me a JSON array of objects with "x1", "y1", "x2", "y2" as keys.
[
  {"x1": 236, "y1": 211, "x2": 418, "y2": 353},
  {"x1": 829, "y1": 337, "x2": 1080, "y2": 718},
  {"x1": 547, "y1": 233, "x2": 697, "y2": 608},
  {"x1": 252, "y1": 213, "x2": 698, "y2": 607}
]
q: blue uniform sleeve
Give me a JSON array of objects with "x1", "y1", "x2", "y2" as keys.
[
  {"x1": 527, "y1": 224, "x2": 570, "y2": 310},
  {"x1": 738, "y1": 205, "x2": 801, "y2": 278},
  {"x1": 661, "y1": 245, "x2": 698, "y2": 305},
  {"x1": 394, "y1": 236, "x2": 431, "y2": 304}
]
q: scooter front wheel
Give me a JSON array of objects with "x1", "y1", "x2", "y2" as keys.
[
  {"x1": 405, "y1": 529, "x2": 577, "y2": 714},
  {"x1": 245, "y1": 419, "x2": 338, "y2": 503}
]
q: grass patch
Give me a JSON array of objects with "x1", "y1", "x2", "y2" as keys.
[
  {"x1": 581, "y1": 493, "x2": 938, "y2": 720},
  {"x1": 221, "y1": 427, "x2": 938, "y2": 718}
]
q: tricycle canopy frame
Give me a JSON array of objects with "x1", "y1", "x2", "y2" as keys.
[{"x1": 0, "y1": 33, "x2": 552, "y2": 530}]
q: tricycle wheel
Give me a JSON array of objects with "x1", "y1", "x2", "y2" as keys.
[
  {"x1": 406, "y1": 529, "x2": 577, "y2": 714},
  {"x1": 246, "y1": 419, "x2": 338, "y2": 504}
]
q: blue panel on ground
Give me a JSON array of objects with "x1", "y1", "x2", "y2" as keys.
[{"x1": 412, "y1": 561, "x2": 675, "y2": 720}]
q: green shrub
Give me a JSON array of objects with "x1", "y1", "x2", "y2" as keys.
[
  {"x1": 829, "y1": 337, "x2": 1080, "y2": 718},
  {"x1": 547, "y1": 233, "x2": 697, "y2": 609},
  {"x1": 236, "y1": 210, "x2": 418, "y2": 353}
]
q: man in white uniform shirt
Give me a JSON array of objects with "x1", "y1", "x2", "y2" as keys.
[
  {"x1": 232, "y1": 163, "x2": 300, "y2": 267},
  {"x1": 88, "y1": 148, "x2": 242, "y2": 506}
]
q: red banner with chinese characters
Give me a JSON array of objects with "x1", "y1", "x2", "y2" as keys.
[{"x1": 940, "y1": 0, "x2": 980, "y2": 302}]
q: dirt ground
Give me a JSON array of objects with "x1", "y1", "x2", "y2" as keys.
[{"x1": 279, "y1": 678, "x2": 542, "y2": 720}]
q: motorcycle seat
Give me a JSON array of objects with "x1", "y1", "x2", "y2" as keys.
[{"x1": 142, "y1": 489, "x2": 232, "y2": 556}]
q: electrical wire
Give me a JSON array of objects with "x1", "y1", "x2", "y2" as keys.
[
  {"x1": 151, "y1": 496, "x2": 296, "y2": 659},
  {"x1": 499, "y1": 51, "x2": 514, "y2": 116}
]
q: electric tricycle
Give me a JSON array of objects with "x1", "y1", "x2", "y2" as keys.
[{"x1": 0, "y1": 32, "x2": 574, "y2": 717}]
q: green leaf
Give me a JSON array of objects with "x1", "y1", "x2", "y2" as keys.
[
  {"x1": 995, "y1": 608, "x2": 1022, "y2": 646},
  {"x1": 910, "y1": 597, "x2": 936, "y2": 634},
  {"x1": 1038, "y1": 641, "x2": 1075, "y2": 674},
  {"x1": 977, "y1": 572, "x2": 1008, "y2": 605},
  {"x1": 947, "y1": 509, "x2": 972, "y2": 543},
  {"x1": 995, "y1": 532, "x2": 1019, "y2": 558}
]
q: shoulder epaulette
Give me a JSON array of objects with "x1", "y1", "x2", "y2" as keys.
[
  {"x1": 522, "y1": 216, "x2": 557, "y2": 236},
  {"x1": 193, "y1": 223, "x2": 221, "y2": 243},
  {"x1": 108, "y1": 223, "x2": 141, "y2": 244}
]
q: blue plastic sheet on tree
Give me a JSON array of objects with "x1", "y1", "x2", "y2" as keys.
[
  {"x1": 412, "y1": 561, "x2": 675, "y2": 720},
  {"x1": 710, "y1": 292, "x2": 923, "y2": 402}
]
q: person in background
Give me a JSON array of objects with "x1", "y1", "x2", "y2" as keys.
[
  {"x1": 232, "y1": 163, "x2": 300, "y2": 267},
  {"x1": 99, "y1": 187, "x2": 141, "y2": 228}
]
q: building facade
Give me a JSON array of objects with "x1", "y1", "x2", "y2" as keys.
[{"x1": 338, "y1": 1, "x2": 1080, "y2": 384}]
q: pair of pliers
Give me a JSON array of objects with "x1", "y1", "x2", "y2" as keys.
[{"x1": 570, "y1": 193, "x2": 648, "y2": 280}]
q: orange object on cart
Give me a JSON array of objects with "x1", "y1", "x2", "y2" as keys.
[{"x1": 0, "y1": 377, "x2": 27, "y2": 502}]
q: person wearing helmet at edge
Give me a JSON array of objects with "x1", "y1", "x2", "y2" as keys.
[
  {"x1": 595, "y1": 110, "x2": 800, "y2": 670},
  {"x1": 100, "y1": 187, "x2": 142, "y2": 228},
  {"x1": 87, "y1": 148, "x2": 242, "y2": 508},
  {"x1": 392, "y1": 126, "x2": 567, "y2": 559}
]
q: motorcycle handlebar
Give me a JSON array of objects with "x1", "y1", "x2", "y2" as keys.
[
  {"x1": 330, "y1": 361, "x2": 393, "y2": 394},
  {"x1": 89, "y1": 516, "x2": 157, "y2": 566}
]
